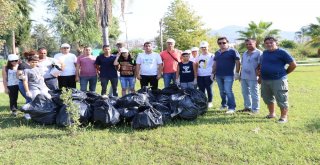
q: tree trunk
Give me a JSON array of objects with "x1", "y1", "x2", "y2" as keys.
[{"x1": 101, "y1": 0, "x2": 110, "y2": 45}]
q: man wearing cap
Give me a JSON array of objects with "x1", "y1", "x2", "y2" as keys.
[
  {"x1": 160, "y1": 38, "x2": 181, "y2": 88},
  {"x1": 176, "y1": 50, "x2": 197, "y2": 89},
  {"x1": 212, "y1": 37, "x2": 241, "y2": 114},
  {"x1": 196, "y1": 41, "x2": 215, "y2": 108},
  {"x1": 54, "y1": 43, "x2": 77, "y2": 89},
  {"x1": 76, "y1": 46, "x2": 97, "y2": 92},
  {"x1": 38, "y1": 47, "x2": 61, "y2": 90},
  {"x1": 190, "y1": 47, "x2": 199, "y2": 62},
  {"x1": 136, "y1": 42, "x2": 162, "y2": 90}
]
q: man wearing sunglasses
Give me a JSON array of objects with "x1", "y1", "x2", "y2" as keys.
[{"x1": 213, "y1": 37, "x2": 241, "y2": 114}]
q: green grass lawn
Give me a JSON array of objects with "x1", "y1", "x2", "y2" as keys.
[{"x1": 0, "y1": 66, "x2": 320, "y2": 164}]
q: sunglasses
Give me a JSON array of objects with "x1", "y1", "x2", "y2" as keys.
[
  {"x1": 62, "y1": 47, "x2": 70, "y2": 49},
  {"x1": 10, "y1": 60, "x2": 18, "y2": 62},
  {"x1": 218, "y1": 42, "x2": 227, "y2": 45}
]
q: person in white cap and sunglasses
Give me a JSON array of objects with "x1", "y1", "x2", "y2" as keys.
[
  {"x1": 2, "y1": 54, "x2": 21, "y2": 116},
  {"x1": 54, "y1": 43, "x2": 77, "y2": 89},
  {"x1": 196, "y1": 41, "x2": 215, "y2": 108},
  {"x1": 190, "y1": 47, "x2": 199, "y2": 62},
  {"x1": 160, "y1": 38, "x2": 181, "y2": 88}
]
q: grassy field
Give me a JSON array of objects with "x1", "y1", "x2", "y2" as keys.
[{"x1": 0, "y1": 66, "x2": 320, "y2": 164}]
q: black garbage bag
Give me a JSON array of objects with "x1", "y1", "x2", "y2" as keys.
[
  {"x1": 55, "y1": 100, "x2": 92, "y2": 127},
  {"x1": 150, "y1": 102, "x2": 172, "y2": 123},
  {"x1": 70, "y1": 88, "x2": 87, "y2": 101},
  {"x1": 118, "y1": 107, "x2": 138, "y2": 123},
  {"x1": 93, "y1": 99, "x2": 120, "y2": 127},
  {"x1": 161, "y1": 84, "x2": 184, "y2": 95},
  {"x1": 156, "y1": 94, "x2": 171, "y2": 105},
  {"x1": 184, "y1": 88, "x2": 208, "y2": 115},
  {"x1": 170, "y1": 93, "x2": 198, "y2": 120},
  {"x1": 21, "y1": 94, "x2": 58, "y2": 125},
  {"x1": 49, "y1": 89, "x2": 63, "y2": 106},
  {"x1": 116, "y1": 93, "x2": 148, "y2": 108},
  {"x1": 137, "y1": 87, "x2": 161, "y2": 102},
  {"x1": 85, "y1": 91, "x2": 102, "y2": 104},
  {"x1": 108, "y1": 96, "x2": 118, "y2": 107},
  {"x1": 132, "y1": 106, "x2": 163, "y2": 129},
  {"x1": 49, "y1": 88, "x2": 87, "y2": 105}
]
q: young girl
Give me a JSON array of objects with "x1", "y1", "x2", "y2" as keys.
[
  {"x1": 2, "y1": 54, "x2": 20, "y2": 116},
  {"x1": 23, "y1": 55, "x2": 51, "y2": 100},
  {"x1": 113, "y1": 48, "x2": 136, "y2": 96},
  {"x1": 176, "y1": 50, "x2": 197, "y2": 89}
]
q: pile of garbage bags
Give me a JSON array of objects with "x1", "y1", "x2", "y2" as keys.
[{"x1": 21, "y1": 84, "x2": 208, "y2": 129}]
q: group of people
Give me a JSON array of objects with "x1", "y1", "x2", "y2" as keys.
[{"x1": 2, "y1": 36, "x2": 296, "y2": 123}]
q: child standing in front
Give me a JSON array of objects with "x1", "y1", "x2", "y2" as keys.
[
  {"x1": 176, "y1": 50, "x2": 197, "y2": 89},
  {"x1": 2, "y1": 54, "x2": 20, "y2": 116}
]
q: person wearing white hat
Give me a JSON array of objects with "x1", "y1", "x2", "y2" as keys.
[
  {"x1": 54, "y1": 43, "x2": 77, "y2": 89},
  {"x1": 176, "y1": 50, "x2": 197, "y2": 89},
  {"x1": 196, "y1": 41, "x2": 215, "y2": 108},
  {"x1": 160, "y1": 38, "x2": 181, "y2": 88},
  {"x1": 190, "y1": 47, "x2": 199, "y2": 62},
  {"x1": 2, "y1": 54, "x2": 20, "y2": 116},
  {"x1": 212, "y1": 37, "x2": 241, "y2": 114},
  {"x1": 114, "y1": 48, "x2": 136, "y2": 96},
  {"x1": 76, "y1": 46, "x2": 97, "y2": 92}
]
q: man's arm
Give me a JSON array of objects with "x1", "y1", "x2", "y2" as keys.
[
  {"x1": 235, "y1": 60, "x2": 241, "y2": 73},
  {"x1": 286, "y1": 61, "x2": 297, "y2": 74},
  {"x1": 75, "y1": 63, "x2": 80, "y2": 82},
  {"x1": 157, "y1": 64, "x2": 163, "y2": 80},
  {"x1": 135, "y1": 64, "x2": 141, "y2": 80}
]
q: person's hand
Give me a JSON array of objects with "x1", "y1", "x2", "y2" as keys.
[
  {"x1": 4, "y1": 87, "x2": 9, "y2": 94},
  {"x1": 157, "y1": 74, "x2": 161, "y2": 80},
  {"x1": 18, "y1": 74, "x2": 26, "y2": 80},
  {"x1": 26, "y1": 91, "x2": 32, "y2": 98},
  {"x1": 193, "y1": 78, "x2": 197, "y2": 85},
  {"x1": 234, "y1": 73, "x2": 240, "y2": 80},
  {"x1": 75, "y1": 76, "x2": 79, "y2": 82},
  {"x1": 258, "y1": 77, "x2": 261, "y2": 84},
  {"x1": 210, "y1": 74, "x2": 215, "y2": 81},
  {"x1": 176, "y1": 78, "x2": 180, "y2": 85},
  {"x1": 136, "y1": 74, "x2": 141, "y2": 80}
]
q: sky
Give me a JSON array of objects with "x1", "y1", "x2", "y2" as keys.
[{"x1": 31, "y1": 0, "x2": 319, "y2": 41}]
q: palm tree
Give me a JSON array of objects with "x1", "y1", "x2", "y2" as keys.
[
  {"x1": 305, "y1": 17, "x2": 320, "y2": 55},
  {"x1": 237, "y1": 21, "x2": 280, "y2": 49},
  {"x1": 295, "y1": 26, "x2": 308, "y2": 44}
]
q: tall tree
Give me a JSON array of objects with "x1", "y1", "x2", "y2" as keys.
[
  {"x1": 0, "y1": 0, "x2": 18, "y2": 47},
  {"x1": 158, "y1": 0, "x2": 216, "y2": 51},
  {"x1": 237, "y1": 21, "x2": 280, "y2": 49},
  {"x1": 295, "y1": 26, "x2": 309, "y2": 44},
  {"x1": 305, "y1": 17, "x2": 320, "y2": 55}
]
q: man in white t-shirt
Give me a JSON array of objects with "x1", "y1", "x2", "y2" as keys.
[
  {"x1": 54, "y1": 43, "x2": 77, "y2": 89},
  {"x1": 195, "y1": 41, "x2": 215, "y2": 108},
  {"x1": 135, "y1": 42, "x2": 163, "y2": 90}
]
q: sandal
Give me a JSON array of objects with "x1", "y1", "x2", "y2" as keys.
[
  {"x1": 265, "y1": 115, "x2": 276, "y2": 119},
  {"x1": 278, "y1": 118, "x2": 288, "y2": 123}
]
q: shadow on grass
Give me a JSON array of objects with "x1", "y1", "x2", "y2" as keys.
[{"x1": 306, "y1": 118, "x2": 320, "y2": 132}]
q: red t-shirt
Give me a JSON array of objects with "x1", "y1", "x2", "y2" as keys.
[{"x1": 160, "y1": 49, "x2": 181, "y2": 73}]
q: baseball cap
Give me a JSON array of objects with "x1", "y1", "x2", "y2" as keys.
[
  {"x1": 166, "y1": 38, "x2": 175, "y2": 43},
  {"x1": 191, "y1": 47, "x2": 199, "y2": 51},
  {"x1": 182, "y1": 50, "x2": 191, "y2": 55},
  {"x1": 120, "y1": 48, "x2": 129, "y2": 53},
  {"x1": 199, "y1": 41, "x2": 209, "y2": 48},
  {"x1": 8, "y1": 54, "x2": 19, "y2": 61},
  {"x1": 60, "y1": 43, "x2": 70, "y2": 48}
]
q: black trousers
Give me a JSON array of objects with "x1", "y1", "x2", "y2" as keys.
[
  {"x1": 58, "y1": 75, "x2": 76, "y2": 89},
  {"x1": 7, "y1": 85, "x2": 19, "y2": 111},
  {"x1": 140, "y1": 75, "x2": 158, "y2": 90}
]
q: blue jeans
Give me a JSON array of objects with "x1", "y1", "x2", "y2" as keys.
[
  {"x1": 197, "y1": 76, "x2": 213, "y2": 102},
  {"x1": 163, "y1": 72, "x2": 176, "y2": 88},
  {"x1": 18, "y1": 81, "x2": 32, "y2": 103},
  {"x1": 216, "y1": 76, "x2": 236, "y2": 110},
  {"x1": 241, "y1": 79, "x2": 260, "y2": 111},
  {"x1": 100, "y1": 77, "x2": 118, "y2": 96},
  {"x1": 120, "y1": 76, "x2": 135, "y2": 89},
  {"x1": 80, "y1": 76, "x2": 97, "y2": 92},
  {"x1": 180, "y1": 82, "x2": 195, "y2": 89}
]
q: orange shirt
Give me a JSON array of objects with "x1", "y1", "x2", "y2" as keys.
[{"x1": 160, "y1": 49, "x2": 181, "y2": 73}]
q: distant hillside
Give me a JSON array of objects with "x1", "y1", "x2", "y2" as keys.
[{"x1": 210, "y1": 25, "x2": 296, "y2": 42}]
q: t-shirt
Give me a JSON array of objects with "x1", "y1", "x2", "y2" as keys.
[
  {"x1": 189, "y1": 55, "x2": 198, "y2": 63},
  {"x1": 196, "y1": 53, "x2": 214, "y2": 76},
  {"x1": 7, "y1": 68, "x2": 19, "y2": 86},
  {"x1": 214, "y1": 48, "x2": 240, "y2": 76},
  {"x1": 95, "y1": 55, "x2": 118, "y2": 78},
  {"x1": 18, "y1": 61, "x2": 31, "y2": 70},
  {"x1": 160, "y1": 49, "x2": 181, "y2": 73},
  {"x1": 77, "y1": 55, "x2": 97, "y2": 77},
  {"x1": 24, "y1": 67, "x2": 48, "y2": 90},
  {"x1": 240, "y1": 49, "x2": 262, "y2": 80},
  {"x1": 260, "y1": 48, "x2": 294, "y2": 80},
  {"x1": 118, "y1": 58, "x2": 136, "y2": 77},
  {"x1": 38, "y1": 57, "x2": 58, "y2": 79},
  {"x1": 136, "y1": 52, "x2": 162, "y2": 76},
  {"x1": 54, "y1": 53, "x2": 77, "y2": 76},
  {"x1": 178, "y1": 61, "x2": 194, "y2": 82}
]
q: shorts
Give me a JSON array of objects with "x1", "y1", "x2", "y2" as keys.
[
  {"x1": 261, "y1": 78, "x2": 289, "y2": 109},
  {"x1": 120, "y1": 76, "x2": 135, "y2": 89}
]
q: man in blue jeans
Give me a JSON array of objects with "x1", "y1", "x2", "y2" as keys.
[
  {"x1": 240, "y1": 39, "x2": 262, "y2": 114},
  {"x1": 213, "y1": 37, "x2": 241, "y2": 114}
]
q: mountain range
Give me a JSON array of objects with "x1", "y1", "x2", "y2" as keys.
[{"x1": 210, "y1": 25, "x2": 296, "y2": 43}]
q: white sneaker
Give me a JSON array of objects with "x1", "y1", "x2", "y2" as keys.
[
  {"x1": 226, "y1": 109, "x2": 235, "y2": 114},
  {"x1": 219, "y1": 106, "x2": 228, "y2": 110},
  {"x1": 101, "y1": 95, "x2": 108, "y2": 99},
  {"x1": 24, "y1": 113, "x2": 31, "y2": 120},
  {"x1": 208, "y1": 102, "x2": 213, "y2": 108}
]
